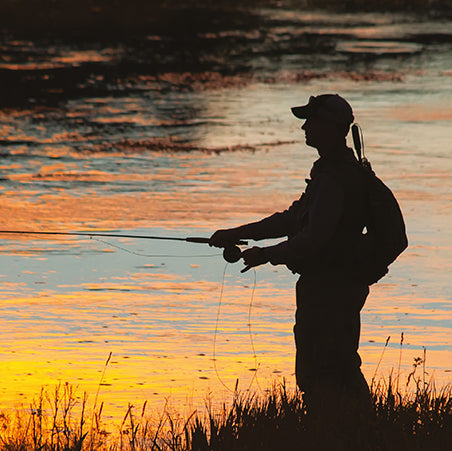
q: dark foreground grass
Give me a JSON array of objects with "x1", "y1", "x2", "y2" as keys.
[{"x1": 0, "y1": 376, "x2": 451, "y2": 451}]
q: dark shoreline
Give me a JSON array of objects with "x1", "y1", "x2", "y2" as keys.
[
  {"x1": 0, "y1": 0, "x2": 451, "y2": 40},
  {"x1": 1, "y1": 1, "x2": 450, "y2": 108},
  {"x1": 2, "y1": 378, "x2": 452, "y2": 450}
]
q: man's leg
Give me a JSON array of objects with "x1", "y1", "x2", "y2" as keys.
[{"x1": 294, "y1": 275, "x2": 370, "y2": 404}]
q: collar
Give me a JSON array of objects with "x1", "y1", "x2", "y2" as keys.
[{"x1": 311, "y1": 147, "x2": 358, "y2": 177}]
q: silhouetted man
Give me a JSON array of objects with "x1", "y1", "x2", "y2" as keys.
[{"x1": 210, "y1": 94, "x2": 371, "y2": 409}]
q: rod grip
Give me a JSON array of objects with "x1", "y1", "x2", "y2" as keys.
[{"x1": 185, "y1": 237, "x2": 248, "y2": 245}]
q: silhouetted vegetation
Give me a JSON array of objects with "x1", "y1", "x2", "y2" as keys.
[
  {"x1": 187, "y1": 381, "x2": 452, "y2": 450},
  {"x1": 1, "y1": 373, "x2": 451, "y2": 450}
]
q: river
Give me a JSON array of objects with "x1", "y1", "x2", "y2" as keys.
[{"x1": 0, "y1": 6, "x2": 451, "y2": 421}]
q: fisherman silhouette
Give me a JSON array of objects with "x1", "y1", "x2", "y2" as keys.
[{"x1": 210, "y1": 94, "x2": 375, "y2": 411}]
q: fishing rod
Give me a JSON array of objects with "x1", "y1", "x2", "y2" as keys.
[{"x1": 0, "y1": 230, "x2": 246, "y2": 263}]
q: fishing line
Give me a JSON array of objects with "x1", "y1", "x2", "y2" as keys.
[
  {"x1": 93, "y1": 236, "x2": 261, "y2": 393},
  {"x1": 3, "y1": 228, "x2": 261, "y2": 390},
  {"x1": 89, "y1": 236, "x2": 222, "y2": 259},
  {"x1": 91, "y1": 236, "x2": 261, "y2": 393},
  {"x1": 213, "y1": 264, "x2": 261, "y2": 394},
  {"x1": 213, "y1": 263, "x2": 234, "y2": 393},
  {"x1": 0, "y1": 230, "x2": 245, "y2": 263},
  {"x1": 246, "y1": 268, "x2": 263, "y2": 394}
]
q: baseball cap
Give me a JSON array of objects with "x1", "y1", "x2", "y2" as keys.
[{"x1": 291, "y1": 94, "x2": 354, "y2": 126}]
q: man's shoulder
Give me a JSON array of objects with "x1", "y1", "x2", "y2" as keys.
[{"x1": 313, "y1": 157, "x2": 366, "y2": 189}]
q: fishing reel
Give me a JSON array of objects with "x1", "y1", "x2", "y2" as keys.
[
  {"x1": 222, "y1": 244, "x2": 243, "y2": 263},
  {"x1": 185, "y1": 236, "x2": 245, "y2": 263}
]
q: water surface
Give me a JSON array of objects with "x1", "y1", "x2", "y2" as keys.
[{"x1": 0, "y1": 7, "x2": 451, "y2": 420}]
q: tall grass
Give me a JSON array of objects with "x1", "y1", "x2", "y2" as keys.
[
  {"x1": 0, "y1": 373, "x2": 451, "y2": 450},
  {"x1": 0, "y1": 345, "x2": 451, "y2": 450},
  {"x1": 187, "y1": 378, "x2": 452, "y2": 450}
]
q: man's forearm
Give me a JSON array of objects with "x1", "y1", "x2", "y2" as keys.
[{"x1": 233, "y1": 212, "x2": 291, "y2": 241}]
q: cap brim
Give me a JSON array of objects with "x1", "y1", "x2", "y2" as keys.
[{"x1": 291, "y1": 105, "x2": 310, "y2": 119}]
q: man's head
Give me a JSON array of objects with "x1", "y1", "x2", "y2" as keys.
[{"x1": 291, "y1": 94, "x2": 354, "y2": 152}]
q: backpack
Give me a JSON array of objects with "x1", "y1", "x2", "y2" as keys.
[{"x1": 352, "y1": 125, "x2": 408, "y2": 285}]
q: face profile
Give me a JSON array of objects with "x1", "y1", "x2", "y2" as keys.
[{"x1": 294, "y1": 94, "x2": 354, "y2": 155}]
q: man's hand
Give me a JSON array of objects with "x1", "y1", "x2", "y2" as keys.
[
  {"x1": 209, "y1": 229, "x2": 240, "y2": 248},
  {"x1": 241, "y1": 246, "x2": 269, "y2": 273}
]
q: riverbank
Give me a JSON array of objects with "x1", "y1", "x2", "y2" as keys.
[{"x1": 1, "y1": 374, "x2": 451, "y2": 450}]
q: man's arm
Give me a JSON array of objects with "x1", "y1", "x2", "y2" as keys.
[
  {"x1": 242, "y1": 173, "x2": 344, "y2": 270},
  {"x1": 209, "y1": 196, "x2": 306, "y2": 247}
]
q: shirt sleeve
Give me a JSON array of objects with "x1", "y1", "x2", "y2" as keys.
[
  {"x1": 233, "y1": 195, "x2": 307, "y2": 240},
  {"x1": 264, "y1": 172, "x2": 344, "y2": 265}
]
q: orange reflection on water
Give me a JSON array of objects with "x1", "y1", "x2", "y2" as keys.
[
  {"x1": 0, "y1": 138, "x2": 450, "y2": 422},
  {"x1": 360, "y1": 284, "x2": 452, "y2": 388},
  {"x1": 389, "y1": 104, "x2": 452, "y2": 122},
  {"x1": 0, "y1": 252, "x2": 451, "y2": 423},
  {"x1": 0, "y1": 172, "x2": 291, "y2": 232},
  {"x1": 0, "y1": 274, "x2": 296, "y2": 421}
]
